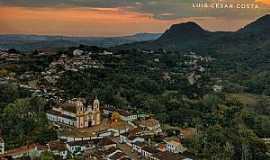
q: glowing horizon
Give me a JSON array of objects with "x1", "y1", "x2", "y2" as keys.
[{"x1": 0, "y1": 0, "x2": 269, "y2": 36}]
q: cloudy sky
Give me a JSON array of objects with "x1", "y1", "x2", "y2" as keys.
[{"x1": 0, "y1": 0, "x2": 269, "y2": 36}]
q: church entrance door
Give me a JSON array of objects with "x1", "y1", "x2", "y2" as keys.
[{"x1": 88, "y1": 121, "x2": 92, "y2": 127}]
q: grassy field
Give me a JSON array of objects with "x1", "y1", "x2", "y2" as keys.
[{"x1": 225, "y1": 93, "x2": 270, "y2": 107}]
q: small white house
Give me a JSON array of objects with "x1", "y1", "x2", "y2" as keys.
[
  {"x1": 73, "y1": 49, "x2": 84, "y2": 56},
  {"x1": 164, "y1": 138, "x2": 187, "y2": 154},
  {"x1": 98, "y1": 138, "x2": 117, "y2": 150},
  {"x1": 66, "y1": 140, "x2": 90, "y2": 154},
  {"x1": 0, "y1": 137, "x2": 4, "y2": 155},
  {"x1": 212, "y1": 85, "x2": 223, "y2": 92},
  {"x1": 141, "y1": 146, "x2": 158, "y2": 159},
  {"x1": 132, "y1": 141, "x2": 145, "y2": 153},
  {"x1": 98, "y1": 50, "x2": 113, "y2": 55},
  {"x1": 138, "y1": 118, "x2": 162, "y2": 134},
  {"x1": 46, "y1": 109, "x2": 77, "y2": 126},
  {"x1": 118, "y1": 110, "x2": 138, "y2": 122}
]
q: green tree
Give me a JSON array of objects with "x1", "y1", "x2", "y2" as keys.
[{"x1": 40, "y1": 151, "x2": 55, "y2": 160}]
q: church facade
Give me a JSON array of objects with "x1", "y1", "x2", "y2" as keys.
[{"x1": 46, "y1": 98, "x2": 101, "y2": 128}]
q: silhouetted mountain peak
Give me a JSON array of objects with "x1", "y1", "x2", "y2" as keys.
[
  {"x1": 115, "y1": 14, "x2": 270, "y2": 51},
  {"x1": 158, "y1": 22, "x2": 208, "y2": 42},
  {"x1": 239, "y1": 14, "x2": 270, "y2": 33},
  {"x1": 169, "y1": 22, "x2": 205, "y2": 33}
]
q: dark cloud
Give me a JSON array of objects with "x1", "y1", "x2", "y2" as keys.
[{"x1": 0, "y1": 0, "x2": 269, "y2": 20}]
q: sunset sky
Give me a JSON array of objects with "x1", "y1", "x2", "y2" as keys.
[{"x1": 0, "y1": 0, "x2": 269, "y2": 37}]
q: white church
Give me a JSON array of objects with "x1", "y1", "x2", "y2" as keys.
[{"x1": 46, "y1": 97, "x2": 101, "y2": 128}]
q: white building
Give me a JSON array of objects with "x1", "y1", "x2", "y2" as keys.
[
  {"x1": 118, "y1": 110, "x2": 138, "y2": 122},
  {"x1": 73, "y1": 49, "x2": 84, "y2": 56},
  {"x1": 212, "y1": 85, "x2": 223, "y2": 92},
  {"x1": 140, "y1": 146, "x2": 159, "y2": 159},
  {"x1": 66, "y1": 140, "x2": 94, "y2": 154},
  {"x1": 164, "y1": 138, "x2": 187, "y2": 153},
  {"x1": 119, "y1": 133, "x2": 144, "y2": 146},
  {"x1": 0, "y1": 137, "x2": 4, "y2": 155},
  {"x1": 138, "y1": 118, "x2": 162, "y2": 134},
  {"x1": 132, "y1": 141, "x2": 145, "y2": 153}
]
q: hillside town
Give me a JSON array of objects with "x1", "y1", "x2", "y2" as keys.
[
  {"x1": 0, "y1": 41, "x2": 269, "y2": 160},
  {"x1": 0, "y1": 48, "x2": 202, "y2": 160},
  {"x1": 0, "y1": 96, "x2": 196, "y2": 160}
]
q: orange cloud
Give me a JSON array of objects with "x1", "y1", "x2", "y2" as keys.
[
  {"x1": 0, "y1": 7, "x2": 175, "y2": 36},
  {"x1": 256, "y1": 0, "x2": 270, "y2": 5},
  {"x1": 0, "y1": 6, "x2": 259, "y2": 36}
]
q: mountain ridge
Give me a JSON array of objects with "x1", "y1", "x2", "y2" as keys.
[
  {"x1": 239, "y1": 14, "x2": 270, "y2": 33},
  {"x1": 116, "y1": 14, "x2": 270, "y2": 52},
  {"x1": 0, "y1": 33, "x2": 162, "y2": 51}
]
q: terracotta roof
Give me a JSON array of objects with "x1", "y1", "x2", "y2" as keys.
[
  {"x1": 167, "y1": 140, "x2": 181, "y2": 146},
  {"x1": 139, "y1": 118, "x2": 160, "y2": 127},
  {"x1": 158, "y1": 143, "x2": 166, "y2": 151},
  {"x1": 84, "y1": 150, "x2": 104, "y2": 160},
  {"x1": 180, "y1": 128, "x2": 197, "y2": 139},
  {"x1": 48, "y1": 140, "x2": 67, "y2": 151},
  {"x1": 103, "y1": 147, "x2": 119, "y2": 156},
  {"x1": 128, "y1": 127, "x2": 142, "y2": 135},
  {"x1": 4, "y1": 144, "x2": 37, "y2": 157},
  {"x1": 66, "y1": 140, "x2": 93, "y2": 147},
  {"x1": 56, "y1": 98, "x2": 86, "y2": 113},
  {"x1": 99, "y1": 138, "x2": 116, "y2": 146},
  {"x1": 164, "y1": 137, "x2": 181, "y2": 145},
  {"x1": 154, "y1": 151, "x2": 187, "y2": 160},
  {"x1": 47, "y1": 109, "x2": 76, "y2": 120},
  {"x1": 36, "y1": 144, "x2": 48, "y2": 151},
  {"x1": 0, "y1": 157, "x2": 8, "y2": 160},
  {"x1": 59, "y1": 103, "x2": 78, "y2": 113},
  {"x1": 109, "y1": 152, "x2": 127, "y2": 160},
  {"x1": 141, "y1": 146, "x2": 159, "y2": 154},
  {"x1": 120, "y1": 127, "x2": 143, "y2": 138}
]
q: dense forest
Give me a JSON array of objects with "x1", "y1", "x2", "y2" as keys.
[{"x1": 0, "y1": 83, "x2": 57, "y2": 150}]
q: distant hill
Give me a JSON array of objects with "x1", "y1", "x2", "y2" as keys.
[
  {"x1": 117, "y1": 21, "x2": 224, "y2": 51},
  {"x1": 158, "y1": 22, "x2": 209, "y2": 42},
  {"x1": 116, "y1": 14, "x2": 270, "y2": 71},
  {"x1": 0, "y1": 33, "x2": 161, "y2": 52},
  {"x1": 118, "y1": 15, "x2": 270, "y2": 50},
  {"x1": 153, "y1": 22, "x2": 213, "y2": 50},
  {"x1": 239, "y1": 14, "x2": 270, "y2": 33}
]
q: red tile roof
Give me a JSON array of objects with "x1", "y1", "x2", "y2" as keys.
[
  {"x1": 154, "y1": 151, "x2": 187, "y2": 160},
  {"x1": 48, "y1": 140, "x2": 67, "y2": 151},
  {"x1": 99, "y1": 138, "x2": 116, "y2": 146},
  {"x1": 3, "y1": 144, "x2": 37, "y2": 157}
]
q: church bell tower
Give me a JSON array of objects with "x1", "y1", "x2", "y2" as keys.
[{"x1": 91, "y1": 97, "x2": 101, "y2": 126}]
